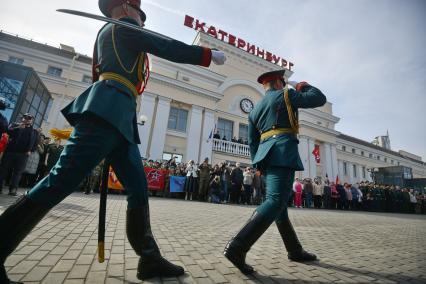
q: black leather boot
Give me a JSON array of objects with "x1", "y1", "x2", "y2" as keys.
[
  {"x1": 276, "y1": 218, "x2": 317, "y2": 262},
  {"x1": 126, "y1": 206, "x2": 184, "y2": 280},
  {"x1": 8, "y1": 188, "x2": 17, "y2": 196},
  {"x1": 223, "y1": 211, "x2": 272, "y2": 274},
  {"x1": 0, "y1": 195, "x2": 50, "y2": 284}
]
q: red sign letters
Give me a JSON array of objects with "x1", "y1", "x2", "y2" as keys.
[{"x1": 184, "y1": 15, "x2": 294, "y2": 70}]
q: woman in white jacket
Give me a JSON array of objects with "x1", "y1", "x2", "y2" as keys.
[{"x1": 184, "y1": 160, "x2": 199, "y2": 200}]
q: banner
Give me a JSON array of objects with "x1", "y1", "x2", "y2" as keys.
[
  {"x1": 108, "y1": 166, "x2": 124, "y2": 190},
  {"x1": 107, "y1": 167, "x2": 167, "y2": 191},
  {"x1": 312, "y1": 144, "x2": 320, "y2": 163},
  {"x1": 169, "y1": 176, "x2": 186, "y2": 193},
  {"x1": 144, "y1": 167, "x2": 167, "y2": 191}
]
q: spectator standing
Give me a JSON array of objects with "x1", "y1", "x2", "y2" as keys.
[
  {"x1": 220, "y1": 162, "x2": 231, "y2": 203},
  {"x1": 336, "y1": 182, "x2": 346, "y2": 210},
  {"x1": 198, "y1": 158, "x2": 211, "y2": 202},
  {"x1": 303, "y1": 178, "x2": 313, "y2": 208},
  {"x1": 351, "y1": 184, "x2": 359, "y2": 210},
  {"x1": 209, "y1": 175, "x2": 222, "y2": 204},
  {"x1": 230, "y1": 163, "x2": 244, "y2": 204},
  {"x1": 242, "y1": 167, "x2": 253, "y2": 205},
  {"x1": 184, "y1": 160, "x2": 198, "y2": 201},
  {"x1": 0, "y1": 98, "x2": 9, "y2": 162},
  {"x1": 23, "y1": 131, "x2": 45, "y2": 187},
  {"x1": 312, "y1": 178, "x2": 323, "y2": 209},
  {"x1": 0, "y1": 113, "x2": 38, "y2": 195},
  {"x1": 252, "y1": 169, "x2": 264, "y2": 205},
  {"x1": 45, "y1": 138, "x2": 64, "y2": 173},
  {"x1": 35, "y1": 137, "x2": 51, "y2": 182},
  {"x1": 293, "y1": 178, "x2": 303, "y2": 208},
  {"x1": 330, "y1": 182, "x2": 339, "y2": 209},
  {"x1": 323, "y1": 180, "x2": 331, "y2": 209},
  {"x1": 344, "y1": 183, "x2": 353, "y2": 210}
]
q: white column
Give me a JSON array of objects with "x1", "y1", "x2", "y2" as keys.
[
  {"x1": 331, "y1": 144, "x2": 338, "y2": 182},
  {"x1": 186, "y1": 105, "x2": 203, "y2": 163},
  {"x1": 149, "y1": 96, "x2": 171, "y2": 160},
  {"x1": 358, "y1": 165, "x2": 364, "y2": 182},
  {"x1": 338, "y1": 160, "x2": 344, "y2": 181},
  {"x1": 308, "y1": 138, "x2": 317, "y2": 178},
  {"x1": 138, "y1": 93, "x2": 156, "y2": 158},
  {"x1": 349, "y1": 162, "x2": 355, "y2": 184},
  {"x1": 298, "y1": 136, "x2": 309, "y2": 178},
  {"x1": 199, "y1": 109, "x2": 215, "y2": 163},
  {"x1": 324, "y1": 143, "x2": 333, "y2": 181}
]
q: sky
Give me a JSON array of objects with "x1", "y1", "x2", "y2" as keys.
[{"x1": 0, "y1": 0, "x2": 425, "y2": 160}]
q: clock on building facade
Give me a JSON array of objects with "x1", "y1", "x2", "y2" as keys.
[{"x1": 240, "y1": 98, "x2": 254, "y2": 113}]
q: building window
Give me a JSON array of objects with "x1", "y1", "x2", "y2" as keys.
[
  {"x1": 342, "y1": 146, "x2": 346, "y2": 151},
  {"x1": 352, "y1": 148, "x2": 356, "y2": 154},
  {"x1": 377, "y1": 155, "x2": 380, "y2": 160},
  {"x1": 82, "y1": 75, "x2": 92, "y2": 83},
  {"x1": 162, "y1": 152, "x2": 183, "y2": 163},
  {"x1": 47, "y1": 66, "x2": 62, "y2": 77},
  {"x1": 391, "y1": 160, "x2": 394, "y2": 164},
  {"x1": 238, "y1": 123, "x2": 248, "y2": 143},
  {"x1": 8, "y1": 56, "x2": 24, "y2": 65},
  {"x1": 217, "y1": 118, "x2": 233, "y2": 141},
  {"x1": 361, "y1": 151, "x2": 364, "y2": 156},
  {"x1": 369, "y1": 153, "x2": 373, "y2": 158},
  {"x1": 362, "y1": 166, "x2": 366, "y2": 179},
  {"x1": 167, "y1": 107, "x2": 188, "y2": 132},
  {"x1": 343, "y1": 162, "x2": 347, "y2": 176},
  {"x1": 384, "y1": 157, "x2": 387, "y2": 162},
  {"x1": 353, "y1": 164, "x2": 357, "y2": 177},
  {"x1": 43, "y1": 98, "x2": 53, "y2": 122},
  {"x1": 397, "y1": 161, "x2": 400, "y2": 166}
]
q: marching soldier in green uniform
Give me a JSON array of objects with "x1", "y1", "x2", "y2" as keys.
[
  {"x1": 0, "y1": 0, "x2": 226, "y2": 283},
  {"x1": 224, "y1": 70, "x2": 326, "y2": 274}
]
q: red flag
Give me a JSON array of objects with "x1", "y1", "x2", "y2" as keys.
[
  {"x1": 144, "y1": 167, "x2": 167, "y2": 191},
  {"x1": 312, "y1": 145, "x2": 320, "y2": 163},
  {"x1": 336, "y1": 175, "x2": 340, "y2": 185}
]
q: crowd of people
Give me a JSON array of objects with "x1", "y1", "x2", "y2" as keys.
[
  {"x1": 134, "y1": 157, "x2": 426, "y2": 215},
  {"x1": 1, "y1": 102, "x2": 424, "y2": 215},
  {"x1": 0, "y1": 99, "x2": 64, "y2": 195},
  {"x1": 213, "y1": 130, "x2": 249, "y2": 145}
]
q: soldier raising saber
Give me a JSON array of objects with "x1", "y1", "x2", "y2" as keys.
[{"x1": 0, "y1": 0, "x2": 226, "y2": 283}]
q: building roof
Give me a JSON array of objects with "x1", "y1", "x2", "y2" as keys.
[
  {"x1": 0, "y1": 31, "x2": 92, "y2": 64},
  {"x1": 338, "y1": 133, "x2": 425, "y2": 166}
]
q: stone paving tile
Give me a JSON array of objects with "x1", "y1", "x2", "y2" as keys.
[{"x1": 1, "y1": 191, "x2": 426, "y2": 283}]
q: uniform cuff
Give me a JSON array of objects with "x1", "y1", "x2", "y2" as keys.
[
  {"x1": 296, "y1": 81, "x2": 309, "y2": 92},
  {"x1": 200, "y1": 47, "x2": 212, "y2": 67}
]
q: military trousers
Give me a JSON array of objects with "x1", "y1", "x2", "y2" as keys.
[
  {"x1": 28, "y1": 113, "x2": 148, "y2": 209},
  {"x1": 256, "y1": 166, "x2": 294, "y2": 223}
]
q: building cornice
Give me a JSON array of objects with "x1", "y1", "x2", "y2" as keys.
[
  {"x1": 149, "y1": 72, "x2": 223, "y2": 102},
  {"x1": 0, "y1": 41, "x2": 91, "y2": 74},
  {"x1": 195, "y1": 33, "x2": 294, "y2": 76}
]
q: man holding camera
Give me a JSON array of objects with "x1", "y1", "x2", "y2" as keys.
[{"x1": 0, "y1": 113, "x2": 38, "y2": 196}]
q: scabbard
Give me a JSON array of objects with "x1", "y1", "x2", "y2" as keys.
[{"x1": 98, "y1": 160, "x2": 110, "y2": 263}]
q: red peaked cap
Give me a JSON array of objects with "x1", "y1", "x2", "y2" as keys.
[
  {"x1": 257, "y1": 69, "x2": 286, "y2": 84},
  {"x1": 99, "y1": 0, "x2": 146, "y2": 22}
]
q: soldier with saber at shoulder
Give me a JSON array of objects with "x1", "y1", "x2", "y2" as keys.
[
  {"x1": 224, "y1": 70, "x2": 326, "y2": 274},
  {"x1": 0, "y1": 0, "x2": 226, "y2": 283}
]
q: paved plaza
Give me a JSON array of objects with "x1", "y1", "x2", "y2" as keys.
[{"x1": 1, "y1": 190, "x2": 425, "y2": 284}]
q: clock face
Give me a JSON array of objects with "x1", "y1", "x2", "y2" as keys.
[{"x1": 240, "y1": 98, "x2": 254, "y2": 113}]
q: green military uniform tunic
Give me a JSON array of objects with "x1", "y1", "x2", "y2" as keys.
[
  {"x1": 28, "y1": 17, "x2": 212, "y2": 208},
  {"x1": 249, "y1": 84, "x2": 326, "y2": 222}
]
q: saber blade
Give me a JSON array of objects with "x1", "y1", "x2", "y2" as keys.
[{"x1": 57, "y1": 9, "x2": 171, "y2": 41}]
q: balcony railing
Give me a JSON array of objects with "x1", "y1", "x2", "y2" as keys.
[{"x1": 212, "y1": 138, "x2": 250, "y2": 157}]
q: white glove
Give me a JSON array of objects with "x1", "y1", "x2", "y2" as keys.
[
  {"x1": 211, "y1": 50, "x2": 226, "y2": 65},
  {"x1": 287, "y1": 80, "x2": 299, "y2": 88}
]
